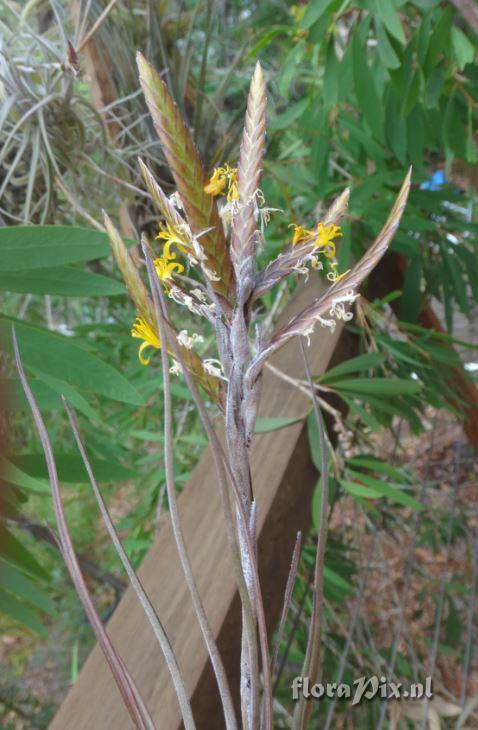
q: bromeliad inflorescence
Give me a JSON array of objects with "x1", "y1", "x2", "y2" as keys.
[
  {"x1": 102, "y1": 52, "x2": 410, "y2": 730},
  {"x1": 105, "y1": 54, "x2": 410, "y2": 410},
  {"x1": 129, "y1": 164, "x2": 350, "y2": 367},
  {"x1": 289, "y1": 220, "x2": 347, "y2": 280}
]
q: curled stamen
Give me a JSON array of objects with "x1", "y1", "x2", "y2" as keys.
[{"x1": 131, "y1": 316, "x2": 160, "y2": 365}]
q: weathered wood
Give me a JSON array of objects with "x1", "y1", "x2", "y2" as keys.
[{"x1": 51, "y1": 278, "x2": 355, "y2": 729}]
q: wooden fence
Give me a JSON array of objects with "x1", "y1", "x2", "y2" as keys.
[{"x1": 51, "y1": 278, "x2": 356, "y2": 729}]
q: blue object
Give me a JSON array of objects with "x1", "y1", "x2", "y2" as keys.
[{"x1": 421, "y1": 169, "x2": 447, "y2": 190}]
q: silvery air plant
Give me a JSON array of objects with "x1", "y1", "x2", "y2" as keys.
[{"x1": 15, "y1": 54, "x2": 410, "y2": 730}]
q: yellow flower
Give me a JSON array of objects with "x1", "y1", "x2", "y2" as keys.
[
  {"x1": 204, "y1": 164, "x2": 238, "y2": 203},
  {"x1": 154, "y1": 241, "x2": 185, "y2": 281},
  {"x1": 291, "y1": 221, "x2": 342, "y2": 258},
  {"x1": 290, "y1": 224, "x2": 315, "y2": 246},
  {"x1": 315, "y1": 223, "x2": 342, "y2": 258},
  {"x1": 155, "y1": 222, "x2": 190, "y2": 255},
  {"x1": 131, "y1": 317, "x2": 160, "y2": 365}
]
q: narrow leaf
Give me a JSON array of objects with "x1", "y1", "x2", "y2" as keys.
[
  {"x1": 0, "y1": 267, "x2": 125, "y2": 297},
  {"x1": 254, "y1": 416, "x2": 302, "y2": 433},
  {"x1": 0, "y1": 226, "x2": 111, "y2": 271}
]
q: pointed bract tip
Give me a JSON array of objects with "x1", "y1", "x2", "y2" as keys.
[
  {"x1": 136, "y1": 51, "x2": 150, "y2": 78},
  {"x1": 253, "y1": 60, "x2": 265, "y2": 82},
  {"x1": 401, "y1": 167, "x2": 412, "y2": 196}
]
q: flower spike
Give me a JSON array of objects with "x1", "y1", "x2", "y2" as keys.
[{"x1": 136, "y1": 53, "x2": 235, "y2": 307}]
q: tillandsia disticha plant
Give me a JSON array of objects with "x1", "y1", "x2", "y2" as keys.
[{"x1": 14, "y1": 54, "x2": 411, "y2": 730}]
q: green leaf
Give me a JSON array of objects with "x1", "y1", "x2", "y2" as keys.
[
  {"x1": 352, "y1": 29, "x2": 384, "y2": 141},
  {"x1": 451, "y1": 26, "x2": 474, "y2": 71},
  {"x1": 444, "y1": 595, "x2": 462, "y2": 646},
  {"x1": 130, "y1": 429, "x2": 164, "y2": 443},
  {"x1": 440, "y1": 242, "x2": 470, "y2": 316},
  {"x1": 27, "y1": 367, "x2": 101, "y2": 422},
  {"x1": 0, "y1": 525, "x2": 49, "y2": 581},
  {"x1": 417, "y1": 10, "x2": 433, "y2": 66},
  {"x1": 307, "y1": 411, "x2": 328, "y2": 472},
  {"x1": 375, "y1": 19, "x2": 401, "y2": 69},
  {"x1": 170, "y1": 383, "x2": 196, "y2": 402},
  {"x1": 270, "y1": 98, "x2": 310, "y2": 130},
  {"x1": 246, "y1": 26, "x2": 290, "y2": 59},
  {"x1": 425, "y1": 67, "x2": 444, "y2": 108},
  {"x1": 12, "y1": 453, "x2": 136, "y2": 484},
  {"x1": 341, "y1": 477, "x2": 423, "y2": 510},
  {"x1": 465, "y1": 104, "x2": 478, "y2": 163},
  {"x1": 347, "y1": 471, "x2": 424, "y2": 510},
  {"x1": 406, "y1": 106, "x2": 426, "y2": 165},
  {"x1": 346, "y1": 398, "x2": 382, "y2": 431},
  {"x1": 2, "y1": 377, "x2": 64, "y2": 411},
  {"x1": 348, "y1": 455, "x2": 410, "y2": 482},
  {"x1": 0, "y1": 587, "x2": 46, "y2": 636},
  {"x1": 370, "y1": 0, "x2": 406, "y2": 44},
  {"x1": 299, "y1": 0, "x2": 334, "y2": 29},
  {"x1": 323, "y1": 37, "x2": 340, "y2": 107},
  {"x1": 424, "y1": 6, "x2": 455, "y2": 76},
  {"x1": 319, "y1": 353, "x2": 385, "y2": 383},
  {"x1": 323, "y1": 565, "x2": 352, "y2": 592},
  {"x1": 0, "y1": 559, "x2": 55, "y2": 615},
  {"x1": 442, "y1": 94, "x2": 466, "y2": 160},
  {"x1": 0, "y1": 226, "x2": 112, "y2": 271},
  {"x1": 400, "y1": 257, "x2": 422, "y2": 322},
  {"x1": 0, "y1": 267, "x2": 125, "y2": 297},
  {"x1": 2, "y1": 318, "x2": 144, "y2": 406},
  {"x1": 328, "y1": 377, "x2": 422, "y2": 395},
  {"x1": 1, "y1": 458, "x2": 50, "y2": 494},
  {"x1": 254, "y1": 416, "x2": 303, "y2": 433},
  {"x1": 278, "y1": 40, "x2": 306, "y2": 97},
  {"x1": 386, "y1": 89, "x2": 408, "y2": 163},
  {"x1": 341, "y1": 480, "x2": 382, "y2": 499},
  {"x1": 401, "y1": 70, "x2": 421, "y2": 117}
]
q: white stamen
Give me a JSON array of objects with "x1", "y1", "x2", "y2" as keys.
[
  {"x1": 169, "y1": 360, "x2": 182, "y2": 376},
  {"x1": 190, "y1": 288, "x2": 207, "y2": 302},
  {"x1": 169, "y1": 191, "x2": 184, "y2": 211},
  {"x1": 203, "y1": 358, "x2": 228, "y2": 381},
  {"x1": 203, "y1": 265, "x2": 221, "y2": 282},
  {"x1": 177, "y1": 329, "x2": 204, "y2": 350}
]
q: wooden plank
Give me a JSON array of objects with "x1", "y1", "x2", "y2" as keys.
[{"x1": 51, "y1": 278, "x2": 356, "y2": 729}]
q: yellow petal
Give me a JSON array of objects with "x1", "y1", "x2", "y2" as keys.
[
  {"x1": 204, "y1": 168, "x2": 226, "y2": 195},
  {"x1": 138, "y1": 340, "x2": 152, "y2": 365}
]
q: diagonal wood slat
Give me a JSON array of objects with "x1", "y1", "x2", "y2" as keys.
[{"x1": 51, "y1": 277, "x2": 356, "y2": 729}]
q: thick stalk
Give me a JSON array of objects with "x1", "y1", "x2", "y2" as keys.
[
  {"x1": 145, "y1": 247, "x2": 270, "y2": 728},
  {"x1": 145, "y1": 258, "x2": 238, "y2": 730},
  {"x1": 226, "y1": 280, "x2": 261, "y2": 728}
]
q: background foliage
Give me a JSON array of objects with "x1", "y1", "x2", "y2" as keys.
[{"x1": 0, "y1": 0, "x2": 477, "y2": 726}]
